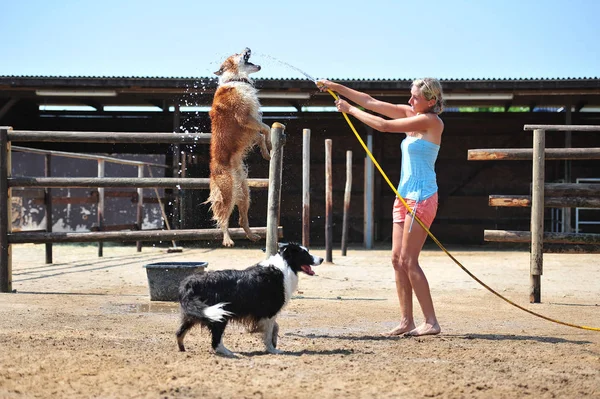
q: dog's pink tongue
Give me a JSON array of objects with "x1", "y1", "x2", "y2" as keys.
[{"x1": 301, "y1": 265, "x2": 315, "y2": 276}]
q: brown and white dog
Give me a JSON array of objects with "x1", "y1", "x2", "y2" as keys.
[{"x1": 206, "y1": 48, "x2": 272, "y2": 247}]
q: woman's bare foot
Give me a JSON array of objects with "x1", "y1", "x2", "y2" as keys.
[
  {"x1": 380, "y1": 322, "x2": 416, "y2": 337},
  {"x1": 404, "y1": 322, "x2": 441, "y2": 337}
]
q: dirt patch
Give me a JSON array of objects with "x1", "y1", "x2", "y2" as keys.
[{"x1": 1, "y1": 243, "x2": 599, "y2": 398}]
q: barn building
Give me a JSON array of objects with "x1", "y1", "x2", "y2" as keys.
[{"x1": 1, "y1": 76, "x2": 599, "y2": 246}]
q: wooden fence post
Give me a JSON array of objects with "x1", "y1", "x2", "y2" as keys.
[
  {"x1": 530, "y1": 128, "x2": 545, "y2": 303},
  {"x1": 44, "y1": 154, "x2": 53, "y2": 264},
  {"x1": 0, "y1": 127, "x2": 12, "y2": 292},
  {"x1": 302, "y1": 129, "x2": 311, "y2": 248},
  {"x1": 341, "y1": 151, "x2": 352, "y2": 256},
  {"x1": 364, "y1": 130, "x2": 374, "y2": 249},
  {"x1": 265, "y1": 123, "x2": 286, "y2": 257},
  {"x1": 136, "y1": 165, "x2": 144, "y2": 252},
  {"x1": 325, "y1": 139, "x2": 333, "y2": 263},
  {"x1": 97, "y1": 160, "x2": 105, "y2": 257},
  {"x1": 172, "y1": 105, "x2": 181, "y2": 231}
]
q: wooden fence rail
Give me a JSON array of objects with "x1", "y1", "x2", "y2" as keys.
[
  {"x1": 469, "y1": 124, "x2": 600, "y2": 303},
  {"x1": 484, "y1": 230, "x2": 600, "y2": 245},
  {"x1": 0, "y1": 126, "x2": 285, "y2": 293},
  {"x1": 8, "y1": 227, "x2": 283, "y2": 244},
  {"x1": 468, "y1": 148, "x2": 600, "y2": 161},
  {"x1": 9, "y1": 131, "x2": 212, "y2": 144},
  {"x1": 9, "y1": 177, "x2": 269, "y2": 188},
  {"x1": 489, "y1": 195, "x2": 600, "y2": 209},
  {"x1": 11, "y1": 145, "x2": 168, "y2": 168}
]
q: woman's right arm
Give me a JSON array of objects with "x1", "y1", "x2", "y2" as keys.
[{"x1": 318, "y1": 79, "x2": 412, "y2": 119}]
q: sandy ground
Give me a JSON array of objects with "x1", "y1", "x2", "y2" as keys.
[{"x1": 0, "y1": 242, "x2": 599, "y2": 399}]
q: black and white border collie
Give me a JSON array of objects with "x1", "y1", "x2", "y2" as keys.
[{"x1": 176, "y1": 242, "x2": 323, "y2": 356}]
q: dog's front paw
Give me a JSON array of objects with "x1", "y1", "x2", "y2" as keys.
[
  {"x1": 222, "y1": 237, "x2": 235, "y2": 247},
  {"x1": 215, "y1": 344, "x2": 236, "y2": 358}
]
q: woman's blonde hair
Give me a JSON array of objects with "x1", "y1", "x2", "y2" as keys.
[{"x1": 412, "y1": 78, "x2": 444, "y2": 114}]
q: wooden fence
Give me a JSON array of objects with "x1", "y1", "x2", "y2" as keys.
[
  {"x1": 11, "y1": 145, "x2": 171, "y2": 259},
  {"x1": 468, "y1": 124, "x2": 600, "y2": 303},
  {"x1": 0, "y1": 125, "x2": 286, "y2": 293}
]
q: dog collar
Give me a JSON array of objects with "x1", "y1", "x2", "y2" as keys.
[{"x1": 223, "y1": 77, "x2": 253, "y2": 85}]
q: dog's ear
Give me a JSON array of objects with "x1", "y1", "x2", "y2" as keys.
[
  {"x1": 277, "y1": 242, "x2": 289, "y2": 252},
  {"x1": 214, "y1": 68, "x2": 223, "y2": 76}
]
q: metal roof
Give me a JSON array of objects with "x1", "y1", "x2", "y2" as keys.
[{"x1": 2, "y1": 75, "x2": 600, "y2": 110}]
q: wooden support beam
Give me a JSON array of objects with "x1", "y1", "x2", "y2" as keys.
[
  {"x1": 9, "y1": 177, "x2": 269, "y2": 189},
  {"x1": 0, "y1": 99, "x2": 18, "y2": 120},
  {"x1": 468, "y1": 148, "x2": 600, "y2": 161},
  {"x1": 82, "y1": 100, "x2": 104, "y2": 111},
  {"x1": 544, "y1": 183, "x2": 600, "y2": 197},
  {"x1": 484, "y1": 230, "x2": 600, "y2": 245},
  {"x1": 489, "y1": 195, "x2": 600, "y2": 208},
  {"x1": 91, "y1": 224, "x2": 139, "y2": 232},
  {"x1": 290, "y1": 100, "x2": 302, "y2": 113},
  {"x1": 524, "y1": 124, "x2": 600, "y2": 132},
  {"x1": 148, "y1": 100, "x2": 166, "y2": 111},
  {"x1": 8, "y1": 131, "x2": 211, "y2": 144},
  {"x1": 8, "y1": 227, "x2": 283, "y2": 244}
]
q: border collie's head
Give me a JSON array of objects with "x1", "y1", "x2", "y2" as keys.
[
  {"x1": 278, "y1": 242, "x2": 323, "y2": 276},
  {"x1": 214, "y1": 48, "x2": 261, "y2": 84}
]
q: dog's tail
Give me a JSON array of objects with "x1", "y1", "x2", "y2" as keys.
[
  {"x1": 203, "y1": 172, "x2": 226, "y2": 209},
  {"x1": 204, "y1": 163, "x2": 244, "y2": 228},
  {"x1": 180, "y1": 296, "x2": 233, "y2": 323}
]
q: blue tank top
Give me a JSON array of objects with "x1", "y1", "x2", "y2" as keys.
[{"x1": 397, "y1": 136, "x2": 440, "y2": 201}]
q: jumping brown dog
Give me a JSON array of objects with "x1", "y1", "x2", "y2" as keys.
[{"x1": 206, "y1": 48, "x2": 271, "y2": 247}]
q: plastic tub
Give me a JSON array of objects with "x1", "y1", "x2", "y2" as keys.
[{"x1": 144, "y1": 261, "x2": 207, "y2": 302}]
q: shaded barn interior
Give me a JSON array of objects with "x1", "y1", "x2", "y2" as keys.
[{"x1": 1, "y1": 76, "x2": 599, "y2": 245}]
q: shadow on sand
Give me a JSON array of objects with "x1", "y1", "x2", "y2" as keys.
[
  {"x1": 236, "y1": 348, "x2": 355, "y2": 357},
  {"x1": 286, "y1": 332, "x2": 592, "y2": 345},
  {"x1": 449, "y1": 333, "x2": 592, "y2": 345}
]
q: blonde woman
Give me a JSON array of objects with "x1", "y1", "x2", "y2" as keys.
[{"x1": 318, "y1": 78, "x2": 444, "y2": 336}]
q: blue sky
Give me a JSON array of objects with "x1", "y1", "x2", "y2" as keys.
[{"x1": 1, "y1": 0, "x2": 598, "y2": 80}]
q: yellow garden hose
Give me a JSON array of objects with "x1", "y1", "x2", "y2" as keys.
[{"x1": 324, "y1": 88, "x2": 600, "y2": 332}]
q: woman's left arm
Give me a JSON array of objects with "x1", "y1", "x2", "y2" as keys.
[{"x1": 338, "y1": 100, "x2": 434, "y2": 133}]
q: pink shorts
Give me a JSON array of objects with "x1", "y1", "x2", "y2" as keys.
[{"x1": 392, "y1": 192, "x2": 438, "y2": 228}]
